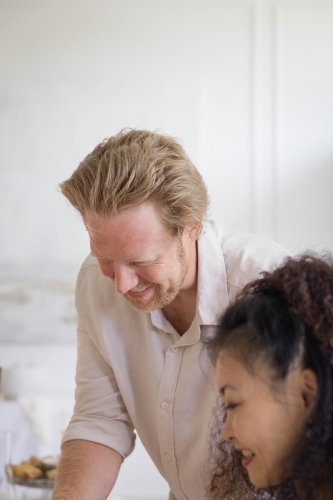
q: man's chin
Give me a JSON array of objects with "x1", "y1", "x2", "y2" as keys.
[
  {"x1": 125, "y1": 289, "x2": 178, "y2": 313},
  {"x1": 125, "y1": 295, "x2": 158, "y2": 313}
]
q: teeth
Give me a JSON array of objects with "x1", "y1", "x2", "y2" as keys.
[{"x1": 242, "y1": 450, "x2": 253, "y2": 457}]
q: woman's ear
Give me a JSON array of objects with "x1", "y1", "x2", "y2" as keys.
[{"x1": 301, "y1": 369, "x2": 318, "y2": 411}]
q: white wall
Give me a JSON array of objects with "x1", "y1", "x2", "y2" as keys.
[
  {"x1": 1, "y1": 0, "x2": 333, "y2": 498},
  {"x1": 0, "y1": 0, "x2": 254, "y2": 270},
  {"x1": 1, "y1": 0, "x2": 332, "y2": 266},
  {"x1": 1, "y1": 0, "x2": 333, "y2": 262},
  {"x1": 275, "y1": 2, "x2": 333, "y2": 250}
]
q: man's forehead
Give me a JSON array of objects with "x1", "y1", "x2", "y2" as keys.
[
  {"x1": 84, "y1": 203, "x2": 175, "y2": 239},
  {"x1": 85, "y1": 208, "x2": 179, "y2": 261},
  {"x1": 85, "y1": 216, "x2": 112, "y2": 233}
]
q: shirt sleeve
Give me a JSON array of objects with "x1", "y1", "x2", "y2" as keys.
[{"x1": 62, "y1": 316, "x2": 136, "y2": 459}]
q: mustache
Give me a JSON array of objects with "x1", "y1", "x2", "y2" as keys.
[{"x1": 128, "y1": 281, "x2": 154, "y2": 293}]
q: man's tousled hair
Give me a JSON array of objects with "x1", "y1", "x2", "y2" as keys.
[{"x1": 60, "y1": 129, "x2": 209, "y2": 234}]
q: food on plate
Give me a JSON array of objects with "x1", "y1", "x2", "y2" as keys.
[
  {"x1": 11, "y1": 462, "x2": 44, "y2": 480},
  {"x1": 10, "y1": 455, "x2": 57, "y2": 481},
  {"x1": 29, "y1": 455, "x2": 57, "y2": 473},
  {"x1": 46, "y1": 468, "x2": 57, "y2": 480}
]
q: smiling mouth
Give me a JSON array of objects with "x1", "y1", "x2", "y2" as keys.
[
  {"x1": 126, "y1": 286, "x2": 153, "y2": 299},
  {"x1": 240, "y1": 450, "x2": 255, "y2": 468}
]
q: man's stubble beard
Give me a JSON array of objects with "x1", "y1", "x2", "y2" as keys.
[{"x1": 124, "y1": 239, "x2": 188, "y2": 313}]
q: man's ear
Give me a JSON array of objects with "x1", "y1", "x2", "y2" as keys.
[
  {"x1": 188, "y1": 222, "x2": 202, "y2": 241},
  {"x1": 301, "y1": 369, "x2": 318, "y2": 411}
]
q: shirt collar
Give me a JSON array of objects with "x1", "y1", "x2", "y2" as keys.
[
  {"x1": 150, "y1": 221, "x2": 229, "y2": 338},
  {"x1": 196, "y1": 221, "x2": 229, "y2": 325}
]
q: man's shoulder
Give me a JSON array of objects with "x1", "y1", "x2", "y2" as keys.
[
  {"x1": 80, "y1": 254, "x2": 98, "y2": 272},
  {"x1": 77, "y1": 254, "x2": 101, "y2": 288},
  {"x1": 80, "y1": 253, "x2": 99, "y2": 271},
  {"x1": 206, "y1": 220, "x2": 289, "y2": 255},
  {"x1": 204, "y1": 220, "x2": 290, "y2": 290}
]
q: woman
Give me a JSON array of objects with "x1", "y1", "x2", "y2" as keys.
[{"x1": 206, "y1": 254, "x2": 333, "y2": 500}]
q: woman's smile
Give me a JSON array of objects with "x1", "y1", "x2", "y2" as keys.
[{"x1": 217, "y1": 352, "x2": 311, "y2": 488}]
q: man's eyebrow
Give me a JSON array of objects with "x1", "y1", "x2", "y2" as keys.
[
  {"x1": 89, "y1": 252, "x2": 154, "y2": 263},
  {"x1": 130, "y1": 258, "x2": 154, "y2": 263},
  {"x1": 90, "y1": 251, "x2": 108, "y2": 259}
]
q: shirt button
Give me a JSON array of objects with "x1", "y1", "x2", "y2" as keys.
[
  {"x1": 171, "y1": 347, "x2": 178, "y2": 352},
  {"x1": 165, "y1": 454, "x2": 171, "y2": 462},
  {"x1": 162, "y1": 402, "x2": 169, "y2": 409}
]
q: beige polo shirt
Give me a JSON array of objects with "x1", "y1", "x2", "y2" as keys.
[{"x1": 63, "y1": 220, "x2": 289, "y2": 500}]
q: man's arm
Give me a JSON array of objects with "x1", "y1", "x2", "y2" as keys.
[{"x1": 52, "y1": 440, "x2": 123, "y2": 500}]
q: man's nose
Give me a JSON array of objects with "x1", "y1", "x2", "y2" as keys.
[{"x1": 114, "y1": 264, "x2": 139, "y2": 295}]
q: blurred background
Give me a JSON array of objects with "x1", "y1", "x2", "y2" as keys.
[{"x1": 0, "y1": 0, "x2": 332, "y2": 498}]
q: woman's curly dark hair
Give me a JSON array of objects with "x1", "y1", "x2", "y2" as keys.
[{"x1": 205, "y1": 253, "x2": 333, "y2": 500}]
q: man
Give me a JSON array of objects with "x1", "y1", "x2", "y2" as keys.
[{"x1": 52, "y1": 129, "x2": 289, "y2": 500}]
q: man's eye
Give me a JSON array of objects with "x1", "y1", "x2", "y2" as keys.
[{"x1": 133, "y1": 261, "x2": 153, "y2": 267}]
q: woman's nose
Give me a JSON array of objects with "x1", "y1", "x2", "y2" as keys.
[{"x1": 221, "y1": 414, "x2": 234, "y2": 442}]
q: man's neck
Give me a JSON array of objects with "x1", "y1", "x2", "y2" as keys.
[
  {"x1": 162, "y1": 287, "x2": 197, "y2": 335},
  {"x1": 162, "y1": 240, "x2": 198, "y2": 336}
]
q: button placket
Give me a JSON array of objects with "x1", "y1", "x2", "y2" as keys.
[{"x1": 157, "y1": 346, "x2": 184, "y2": 498}]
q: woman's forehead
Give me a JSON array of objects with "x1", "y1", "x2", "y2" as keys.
[{"x1": 216, "y1": 349, "x2": 275, "y2": 394}]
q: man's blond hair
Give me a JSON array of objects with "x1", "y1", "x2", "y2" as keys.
[{"x1": 60, "y1": 129, "x2": 209, "y2": 234}]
